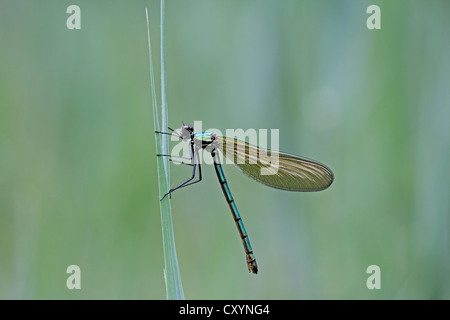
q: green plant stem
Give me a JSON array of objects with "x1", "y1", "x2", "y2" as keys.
[{"x1": 146, "y1": 3, "x2": 184, "y2": 300}]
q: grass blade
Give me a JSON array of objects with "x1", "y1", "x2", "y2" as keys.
[{"x1": 146, "y1": 4, "x2": 184, "y2": 300}]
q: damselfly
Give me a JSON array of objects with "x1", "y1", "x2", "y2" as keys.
[{"x1": 156, "y1": 125, "x2": 334, "y2": 274}]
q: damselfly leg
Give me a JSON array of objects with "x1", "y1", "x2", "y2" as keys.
[{"x1": 155, "y1": 129, "x2": 203, "y2": 200}]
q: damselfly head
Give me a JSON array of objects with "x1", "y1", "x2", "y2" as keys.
[{"x1": 181, "y1": 125, "x2": 194, "y2": 140}]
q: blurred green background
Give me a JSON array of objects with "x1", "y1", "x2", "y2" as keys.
[{"x1": 0, "y1": 0, "x2": 449, "y2": 299}]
